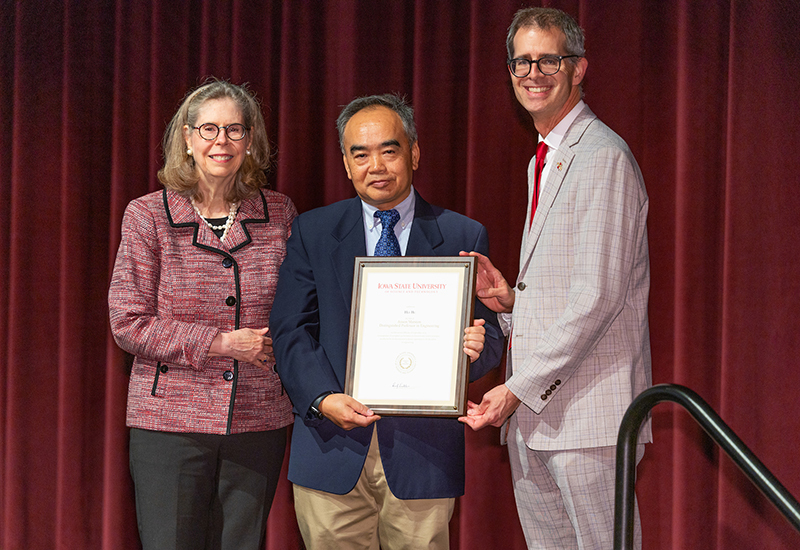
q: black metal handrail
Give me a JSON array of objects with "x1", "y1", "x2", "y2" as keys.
[{"x1": 614, "y1": 383, "x2": 800, "y2": 549}]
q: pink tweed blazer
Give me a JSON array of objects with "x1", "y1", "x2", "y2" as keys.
[{"x1": 109, "y1": 188, "x2": 296, "y2": 435}]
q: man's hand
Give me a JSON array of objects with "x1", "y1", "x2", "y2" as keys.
[
  {"x1": 318, "y1": 393, "x2": 381, "y2": 430},
  {"x1": 463, "y1": 318, "x2": 486, "y2": 362},
  {"x1": 459, "y1": 251, "x2": 515, "y2": 313},
  {"x1": 458, "y1": 383, "x2": 521, "y2": 430}
]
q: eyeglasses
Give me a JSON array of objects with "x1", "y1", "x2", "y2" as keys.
[
  {"x1": 192, "y1": 123, "x2": 247, "y2": 141},
  {"x1": 507, "y1": 55, "x2": 581, "y2": 77}
]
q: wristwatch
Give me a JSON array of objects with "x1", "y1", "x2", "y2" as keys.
[{"x1": 309, "y1": 391, "x2": 334, "y2": 419}]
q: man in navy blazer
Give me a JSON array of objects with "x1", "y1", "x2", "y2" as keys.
[{"x1": 270, "y1": 94, "x2": 503, "y2": 549}]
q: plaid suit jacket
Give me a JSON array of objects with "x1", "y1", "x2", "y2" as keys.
[
  {"x1": 505, "y1": 105, "x2": 653, "y2": 450},
  {"x1": 109, "y1": 189, "x2": 295, "y2": 435}
]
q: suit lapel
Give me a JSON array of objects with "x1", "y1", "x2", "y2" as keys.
[
  {"x1": 165, "y1": 190, "x2": 196, "y2": 226},
  {"x1": 164, "y1": 190, "x2": 268, "y2": 253},
  {"x1": 406, "y1": 192, "x2": 441, "y2": 256},
  {"x1": 226, "y1": 192, "x2": 269, "y2": 252},
  {"x1": 330, "y1": 198, "x2": 368, "y2": 309},
  {"x1": 518, "y1": 106, "x2": 597, "y2": 280},
  {"x1": 522, "y1": 147, "x2": 574, "y2": 257},
  {"x1": 327, "y1": 192, "x2": 440, "y2": 307}
]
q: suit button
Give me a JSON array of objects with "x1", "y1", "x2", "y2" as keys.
[
  {"x1": 225, "y1": 296, "x2": 236, "y2": 306},
  {"x1": 517, "y1": 282, "x2": 527, "y2": 291},
  {"x1": 541, "y1": 394, "x2": 548, "y2": 400},
  {"x1": 545, "y1": 389, "x2": 552, "y2": 396},
  {"x1": 223, "y1": 371, "x2": 234, "y2": 381},
  {"x1": 550, "y1": 384, "x2": 557, "y2": 391},
  {"x1": 555, "y1": 379, "x2": 561, "y2": 385},
  {"x1": 222, "y1": 257, "x2": 233, "y2": 268},
  {"x1": 160, "y1": 364, "x2": 169, "y2": 373}
]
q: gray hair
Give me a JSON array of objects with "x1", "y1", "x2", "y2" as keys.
[
  {"x1": 336, "y1": 94, "x2": 418, "y2": 153},
  {"x1": 506, "y1": 7, "x2": 586, "y2": 60}
]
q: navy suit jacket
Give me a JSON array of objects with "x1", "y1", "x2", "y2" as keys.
[{"x1": 270, "y1": 191, "x2": 503, "y2": 499}]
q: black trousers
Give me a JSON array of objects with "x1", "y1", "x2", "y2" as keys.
[{"x1": 129, "y1": 427, "x2": 287, "y2": 550}]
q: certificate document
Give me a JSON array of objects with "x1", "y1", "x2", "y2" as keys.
[{"x1": 344, "y1": 256, "x2": 476, "y2": 416}]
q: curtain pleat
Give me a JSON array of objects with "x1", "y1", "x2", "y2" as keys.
[
  {"x1": 715, "y1": 2, "x2": 800, "y2": 548},
  {"x1": 2, "y1": 1, "x2": 799, "y2": 548}
]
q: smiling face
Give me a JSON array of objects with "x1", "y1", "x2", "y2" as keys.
[
  {"x1": 510, "y1": 26, "x2": 588, "y2": 137},
  {"x1": 341, "y1": 106, "x2": 420, "y2": 210},
  {"x1": 184, "y1": 97, "x2": 252, "y2": 190}
]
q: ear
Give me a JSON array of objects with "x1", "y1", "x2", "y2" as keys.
[
  {"x1": 411, "y1": 141, "x2": 420, "y2": 171},
  {"x1": 572, "y1": 57, "x2": 588, "y2": 86},
  {"x1": 184, "y1": 125, "x2": 193, "y2": 149},
  {"x1": 342, "y1": 153, "x2": 353, "y2": 180}
]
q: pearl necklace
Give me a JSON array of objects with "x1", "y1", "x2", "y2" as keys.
[{"x1": 191, "y1": 198, "x2": 240, "y2": 242}]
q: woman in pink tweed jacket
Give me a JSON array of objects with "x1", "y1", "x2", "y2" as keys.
[{"x1": 108, "y1": 80, "x2": 295, "y2": 550}]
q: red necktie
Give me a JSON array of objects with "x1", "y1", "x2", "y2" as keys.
[{"x1": 529, "y1": 140, "x2": 548, "y2": 229}]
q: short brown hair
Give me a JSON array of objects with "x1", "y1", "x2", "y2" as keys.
[{"x1": 506, "y1": 7, "x2": 585, "y2": 60}]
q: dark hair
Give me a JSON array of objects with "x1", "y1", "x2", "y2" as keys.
[
  {"x1": 157, "y1": 79, "x2": 271, "y2": 203},
  {"x1": 506, "y1": 7, "x2": 586, "y2": 60},
  {"x1": 336, "y1": 93, "x2": 418, "y2": 153}
]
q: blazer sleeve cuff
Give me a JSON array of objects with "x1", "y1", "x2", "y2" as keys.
[{"x1": 183, "y1": 325, "x2": 220, "y2": 370}]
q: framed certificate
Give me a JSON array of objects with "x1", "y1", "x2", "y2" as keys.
[{"x1": 344, "y1": 256, "x2": 477, "y2": 417}]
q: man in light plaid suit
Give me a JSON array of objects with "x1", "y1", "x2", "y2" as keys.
[{"x1": 460, "y1": 7, "x2": 652, "y2": 549}]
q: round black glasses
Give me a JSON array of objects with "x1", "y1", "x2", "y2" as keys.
[
  {"x1": 192, "y1": 123, "x2": 247, "y2": 141},
  {"x1": 507, "y1": 55, "x2": 581, "y2": 77}
]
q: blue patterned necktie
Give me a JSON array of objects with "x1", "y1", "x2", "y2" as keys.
[{"x1": 373, "y1": 209, "x2": 401, "y2": 256}]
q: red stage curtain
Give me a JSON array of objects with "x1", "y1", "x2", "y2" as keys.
[{"x1": 2, "y1": 1, "x2": 799, "y2": 548}]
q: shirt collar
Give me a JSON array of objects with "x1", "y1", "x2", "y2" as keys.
[
  {"x1": 362, "y1": 185, "x2": 416, "y2": 230},
  {"x1": 541, "y1": 100, "x2": 585, "y2": 151}
]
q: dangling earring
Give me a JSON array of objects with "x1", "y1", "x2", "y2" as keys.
[{"x1": 187, "y1": 148, "x2": 193, "y2": 156}]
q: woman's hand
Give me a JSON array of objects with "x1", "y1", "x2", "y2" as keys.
[{"x1": 209, "y1": 327, "x2": 273, "y2": 368}]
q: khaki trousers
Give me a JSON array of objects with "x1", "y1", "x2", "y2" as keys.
[{"x1": 293, "y1": 427, "x2": 455, "y2": 550}]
